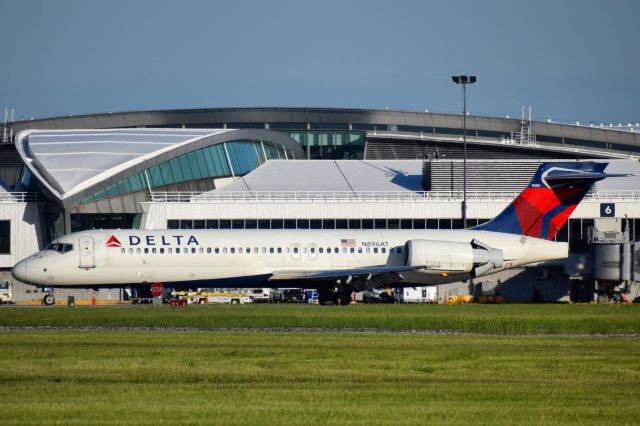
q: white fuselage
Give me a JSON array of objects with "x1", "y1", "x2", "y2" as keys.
[{"x1": 12, "y1": 228, "x2": 567, "y2": 289}]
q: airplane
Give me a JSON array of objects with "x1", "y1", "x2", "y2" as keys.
[{"x1": 11, "y1": 161, "x2": 624, "y2": 305}]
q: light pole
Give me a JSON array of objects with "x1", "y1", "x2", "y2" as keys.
[{"x1": 451, "y1": 73, "x2": 476, "y2": 227}]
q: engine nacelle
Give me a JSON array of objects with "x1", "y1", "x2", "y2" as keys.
[{"x1": 405, "y1": 239, "x2": 503, "y2": 277}]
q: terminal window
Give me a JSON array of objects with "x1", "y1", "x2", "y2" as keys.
[{"x1": 0, "y1": 221, "x2": 8, "y2": 254}]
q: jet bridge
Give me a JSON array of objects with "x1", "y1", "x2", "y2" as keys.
[{"x1": 588, "y1": 218, "x2": 640, "y2": 302}]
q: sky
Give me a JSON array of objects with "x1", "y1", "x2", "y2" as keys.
[{"x1": 1, "y1": 0, "x2": 639, "y2": 124}]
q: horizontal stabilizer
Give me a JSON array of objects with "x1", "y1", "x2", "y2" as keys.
[{"x1": 544, "y1": 169, "x2": 630, "y2": 184}]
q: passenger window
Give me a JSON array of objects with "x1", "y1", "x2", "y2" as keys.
[
  {"x1": 302, "y1": 247, "x2": 307, "y2": 254},
  {"x1": 136, "y1": 248, "x2": 141, "y2": 254},
  {"x1": 358, "y1": 247, "x2": 363, "y2": 254},
  {"x1": 121, "y1": 248, "x2": 125, "y2": 254},
  {"x1": 207, "y1": 248, "x2": 211, "y2": 254},
  {"x1": 254, "y1": 247, "x2": 258, "y2": 253},
  {"x1": 277, "y1": 247, "x2": 282, "y2": 254},
  {"x1": 381, "y1": 247, "x2": 386, "y2": 254},
  {"x1": 152, "y1": 248, "x2": 157, "y2": 254},
  {"x1": 144, "y1": 248, "x2": 149, "y2": 254},
  {"x1": 223, "y1": 248, "x2": 228, "y2": 254},
  {"x1": 168, "y1": 248, "x2": 173, "y2": 254},
  {"x1": 262, "y1": 247, "x2": 267, "y2": 254},
  {"x1": 310, "y1": 247, "x2": 315, "y2": 254},
  {"x1": 246, "y1": 247, "x2": 251, "y2": 254},
  {"x1": 215, "y1": 248, "x2": 220, "y2": 254},
  {"x1": 128, "y1": 248, "x2": 133, "y2": 254},
  {"x1": 293, "y1": 247, "x2": 299, "y2": 254},
  {"x1": 191, "y1": 248, "x2": 196, "y2": 254},
  {"x1": 285, "y1": 247, "x2": 290, "y2": 254},
  {"x1": 160, "y1": 248, "x2": 165, "y2": 254},
  {"x1": 342, "y1": 247, "x2": 346, "y2": 254},
  {"x1": 366, "y1": 247, "x2": 370, "y2": 254},
  {"x1": 269, "y1": 247, "x2": 274, "y2": 254},
  {"x1": 374, "y1": 248, "x2": 378, "y2": 254},
  {"x1": 230, "y1": 248, "x2": 235, "y2": 254},
  {"x1": 334, "y1": 248, "x2": 339, "y2": 253},
  {"x1": 350, "y1": 248, "x2": 355, "y2": 254},
  {"x1": 199, "y1": 248, "x2": 204, "y2": 254},
  {"x1": 319, "y1": 247, "x2": 324, "y2": 254},
  {"x1": 238, "y1": 247, "x2": 244, "y2": 254}
]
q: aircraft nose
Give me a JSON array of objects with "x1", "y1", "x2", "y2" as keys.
[{"x1": 11, "y1": 260, "x2": 28, "y2": 283}]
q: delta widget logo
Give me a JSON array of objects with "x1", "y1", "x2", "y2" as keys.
[{"x1": 106, "y1": 235, "x2": 122, "y2": 248}]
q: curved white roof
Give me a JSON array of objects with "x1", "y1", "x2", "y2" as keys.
[
  {"x1": 15, "y1": 128, "x2": 303, "y2": 206},
  {"x1": 210, "y1": 160, "x2": 425, "y2": 193}
]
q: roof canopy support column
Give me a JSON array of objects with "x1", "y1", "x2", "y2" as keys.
[{"x1": 222, "y1": 142, "x2": 236, "y2": 178}]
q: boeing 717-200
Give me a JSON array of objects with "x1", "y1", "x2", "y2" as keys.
[{"x1": 12, "y1": 162, "x2": 624, "y2": 305}]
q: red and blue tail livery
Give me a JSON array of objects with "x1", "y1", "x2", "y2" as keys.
[{"x1": 477, "y1": 162, "x2": 623, "y2": 240}]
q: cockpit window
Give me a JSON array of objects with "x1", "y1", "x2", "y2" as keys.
[{"x1": 46, "y1": 243, "x2": 74, "y2": 253}]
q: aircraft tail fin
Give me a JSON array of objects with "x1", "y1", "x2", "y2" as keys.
[{"x1": 475, "y1": 162, "x2": 624, "y2": 240}]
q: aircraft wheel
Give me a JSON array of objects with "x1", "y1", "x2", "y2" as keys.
[
  {"x1": 337, "y1": 291, "x2": 352, "y2": 306},
  {"x1": 43, "y1": 294, "x2": 55, "y2": 306},
  {"x1": 317, "y1": 288, "x2": 336, "y2": 305},
  {"x1": 198, "y1": 298, "x2": 206, "y2": 305}
]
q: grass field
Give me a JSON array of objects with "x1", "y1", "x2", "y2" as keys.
[
  {"x1": 1, "y1": 303, "x2": 640, "y2": 334},
  {"x1": 0, "y1": 304, "x2": 639, "y2": 425}
]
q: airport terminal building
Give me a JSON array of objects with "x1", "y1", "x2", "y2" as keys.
[{"x1": 1, "y1": 107, "x2": 639, "y2": 303}]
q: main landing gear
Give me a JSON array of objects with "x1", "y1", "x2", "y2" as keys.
[{"x1": 317, "y1": 286, "x2": 353, "y2": 306}]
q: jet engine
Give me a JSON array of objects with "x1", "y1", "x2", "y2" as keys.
[{"x1": 405, "y1": 239, "x2": 503, "y2": 277}]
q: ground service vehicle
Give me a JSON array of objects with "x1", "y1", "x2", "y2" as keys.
[
  {"x1": 397, "y1": 286, "x2": 438, "y2": 303},
  {"x1": 362, "y1": 288, "x2": 396, "y2": 303},
  {"x1": 0, "y1": 281, "x2": 15, "y2": 304},
  {"x1": 246, "y1": 288, "x2": 271, "y2": 303},
  {"x1": 271, "y1": 288, "x2": 305, "y2": 303},
  {"x1": 179, "y1": 291, "x2": 253, "y2": 304}
]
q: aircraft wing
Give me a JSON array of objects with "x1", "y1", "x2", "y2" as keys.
[{"x1": 268, "y1": 265, "x2": 420, "y2": 281}]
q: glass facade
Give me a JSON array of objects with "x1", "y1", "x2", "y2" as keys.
[
  {"x1": 226, "y1": 142, "x2": 264, "y2": 175},
  {"x1": 82, "y1": 140, "x2": 283, "y2": 203},
  {"x1": 176, "y1": 124, "x2": 366, "y2": 159},
  {"x1": 289, "y1": 130, "x2": 365, "y2": 159},
  {"x1": 71, "y1": 214, "x2": 141, "y2": 233}
]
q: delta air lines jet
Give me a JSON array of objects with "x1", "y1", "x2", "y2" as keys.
[{"x1": 12, "y1": 162, "x2": 621, "y2": 305}]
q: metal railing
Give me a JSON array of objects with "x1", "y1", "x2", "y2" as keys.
[
  {"x1": 506, "y1": 131, "x2": 537, "y2": 146},
  {"x1": 149, "y1": 190, "x2": 640, "y2": 203},
  {"x1": 0, "y1": 192, "x2": 38, "y2": 202},
  {"x1": 586, "y1": 190, "x2": 640, "y2": 200}
]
